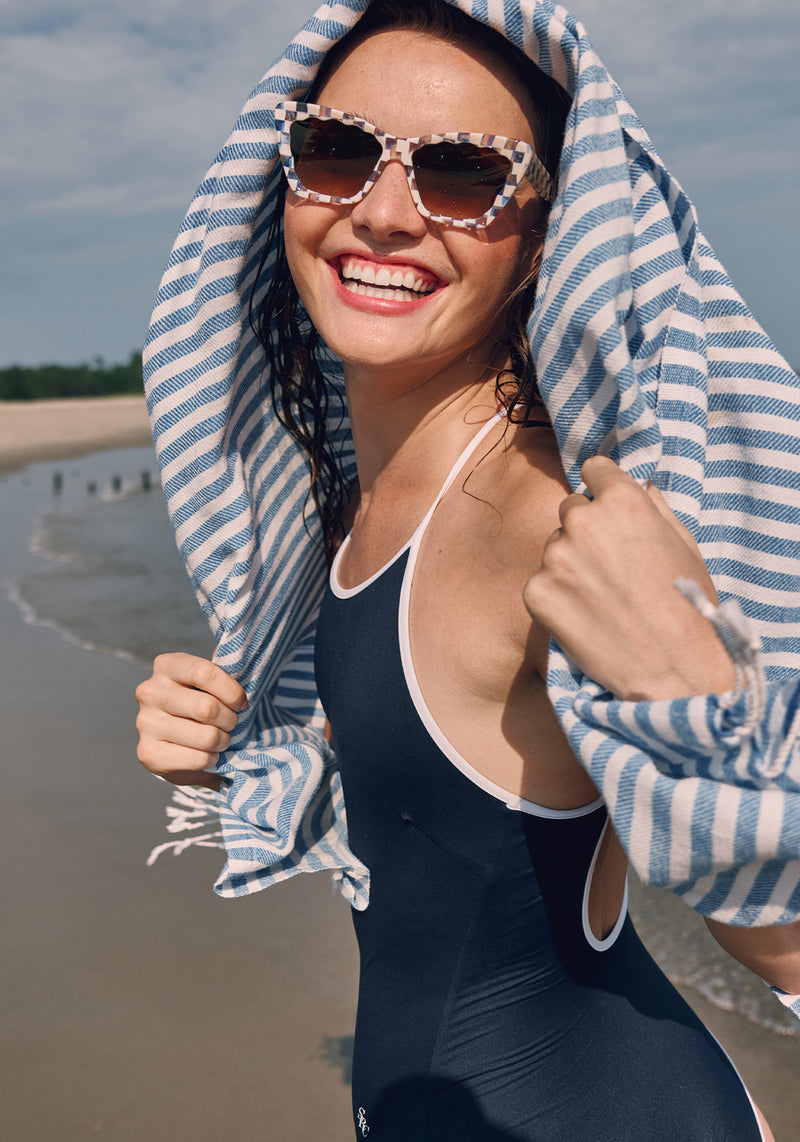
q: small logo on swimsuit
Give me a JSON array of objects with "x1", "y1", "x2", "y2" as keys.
[{"x1": 357, "y1": 1107, "x2": 370, "y2": 1136}]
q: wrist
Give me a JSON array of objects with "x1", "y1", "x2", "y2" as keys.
[{"x1": 613, "y1": 643, "x2": 737, "y2": 702}]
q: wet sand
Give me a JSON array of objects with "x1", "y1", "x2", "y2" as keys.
[
  {"x1": 0, "y1": 395, "x2": 152, "y2": 474},
  {"x1": 0, "y1": 580, "x2": 358, "y2": 1142},
  {"x1": 1, "y1": 418, "x2": 797, "y2": 1140},
  {"x1": 0, "y1": 412, "x2": 360, "y2": 1141}
]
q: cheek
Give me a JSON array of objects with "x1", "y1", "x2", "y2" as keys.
[
  {"x1": 458, "y1": 228, "x2": 535, "y2": 307},
  {"x1": 464, "y1": 191, "x2": 543, "y2": 291}
]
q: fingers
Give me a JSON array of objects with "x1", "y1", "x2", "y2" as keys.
[
  {"x1": 579, "y1": 454, "x2": 631, "y2": 497},
  {"x1": 136, "y1": 704, "x2": 233, "y2": 756},
  {"x1": 644, "y1": 482, "x2": 703, "y2": 549},
  {"x1": 524, "y1": 456, "x2": 731, "y2": 699},
  {"x1": 152, "y1": 652, "x2": 247, "y2": 713},
  {"x1": 557, "y1": 491, "x2": 590, "y2": 527},
  {"x1": 135, "y1": 702, "x2": 230, "y2": 779},
  {"x1": 138, "y1": 675, "x2": 240, "y2": 733},
  {"x1": 580, "y1": 457, "x2": 701, "y2": 553},
  {"x1": 135, "y1": 652, "x2": 247, "y2": 789},
  {"x1": 136, "y1": 735, "x2": 224, "y2": 790}
]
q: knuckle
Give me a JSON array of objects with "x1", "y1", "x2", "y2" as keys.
[
  {"x1": 136, "y1": 740, "x2": 156, "y2": 768},
  {"x1": 563, "y1": 509, "x2": 591, "y2": 540},
  {"x1": 542, "y1": 537, "x2": 571, "y2": 573},
  {"x1": 134, "y1": 677, "x2": 153, "y2": 706},
  {"x1": 193, "y1": 694, "x2": 219, "y2": 724},
  {"x1": 522, "y1": 583, "x2": 540, "y2": 614},
  {"x1": 604, "y1": 481, "x2": 631, "y2": 509},
  {"x1": 198, "y1": 724, "x2": 224, "y2": 753},
  {"x1": 189, "y1": 657, "x2": 215, "y2": 691}
]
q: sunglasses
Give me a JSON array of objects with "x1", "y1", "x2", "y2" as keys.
[{"x1": 275, "y1": 101, "x2": 554, "y2": 230}]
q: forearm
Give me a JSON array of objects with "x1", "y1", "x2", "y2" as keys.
[{"x1": 704, "y1": 916, "x2": 800, "y2": 993}]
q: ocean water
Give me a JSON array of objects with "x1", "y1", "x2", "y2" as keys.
[
  {"x1": 2, "y1": 446, "x2": 213, "y2": 666},
  {"x1": 1, "y1": 446, "x2": 798, "y2": 1038}
]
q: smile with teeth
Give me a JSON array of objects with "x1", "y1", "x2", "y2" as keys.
[{"x1": 338, "y1": 256, "x2": 439, "y2": 302}]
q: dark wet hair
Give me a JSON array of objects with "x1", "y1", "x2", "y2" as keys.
[{"x1": 250, "y1": 0, "x2": 570, "y2": 562}]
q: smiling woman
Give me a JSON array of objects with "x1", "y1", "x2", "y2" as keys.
[
  {"x1": 253, "y1": 6, "x2": 568, "y2": 556},
  {"x1": 137, "y1": 1, "x2": 800, "y2": 1139}
]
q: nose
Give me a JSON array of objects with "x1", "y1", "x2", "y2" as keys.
[{"x1": 349, "y1": 157, "x2": 428, "y2": 243}]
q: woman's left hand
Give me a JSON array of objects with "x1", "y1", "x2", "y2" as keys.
[{"x1": 523, "y1": 456, "x2": 736, "y2": 701}]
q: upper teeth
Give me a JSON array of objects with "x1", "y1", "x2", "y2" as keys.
[{"x1": 340, "y1": 257, "x2": 435, "y2": 294}]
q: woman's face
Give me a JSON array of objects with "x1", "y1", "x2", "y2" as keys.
[{"x1": 283, "y1": 28, "x2": 544, "y2": 389}]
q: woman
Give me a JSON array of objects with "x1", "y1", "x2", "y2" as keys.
[{"x1": 137, "y1": 1, "x2": 800, "y2": 1138}]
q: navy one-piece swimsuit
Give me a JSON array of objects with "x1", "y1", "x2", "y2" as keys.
[{"x1": 314, "y1": 425, "x2": 762, "y2": 1142}]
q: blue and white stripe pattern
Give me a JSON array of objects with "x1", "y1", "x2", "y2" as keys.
[{"x1": 143, "y1": 0, "x2": 800, "y2": 932}]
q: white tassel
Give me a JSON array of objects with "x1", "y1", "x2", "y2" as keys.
[{"x1": 147, "y1": 786, "x2": 224, "y2": 865}]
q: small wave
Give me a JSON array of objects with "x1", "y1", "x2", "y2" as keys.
[
  {"x1": 28, "y1": 507, "x2": 83, "y2": 566},
  {"x1": 2, "y1": 576, "x2": 139, "y2": 663},
  {"x1": 7, "y1": 461, "x2": 213, "y2": 668},
  {"x1": 97, "y1": 475, "x2": 160, "y2": 505}
]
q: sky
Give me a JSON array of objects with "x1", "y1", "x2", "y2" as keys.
[{"x1": 1, "y1": 0, "x2": 797, "y2": 369}]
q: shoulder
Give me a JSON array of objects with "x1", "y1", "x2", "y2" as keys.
[
  {"x1": 434, "y1": 419, "x2": 568, "y2": 669},
  {"x1": 504, "y1": 420, "x2": 569, "y2": 506},
  {"x1": 470, "y1": 419, "x2": 569, "y2": 551}
]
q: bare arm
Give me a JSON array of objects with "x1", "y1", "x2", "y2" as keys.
[
  {"x1": 704, "y1": 917, "x2": 800, "y2": 994},
  {"x1": 135, "y1": 652, "x2": 248, "y2": 790},
  {"x1": 523, "y1": 456, "x2": 800, "y2": 995}
]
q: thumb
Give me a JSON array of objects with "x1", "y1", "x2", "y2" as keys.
[{"x1": 645, "y1": 483, "x2": 700, "y2": 549}]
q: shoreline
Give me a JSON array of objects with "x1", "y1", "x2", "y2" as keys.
[
  {"x1": 0, "y1": 448, "x2": 356, "y2": 1141},
  {"x1": 0, "y1": 395, "x2": 152, "y2": 474}
]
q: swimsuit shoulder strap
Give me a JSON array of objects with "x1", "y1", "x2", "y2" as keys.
[
  {"x1": 330, "y1": 408, "x2": 505, "y2": 596},
  {"x1": 411, "y1": 407, "x2": 506, "y2": 545}
]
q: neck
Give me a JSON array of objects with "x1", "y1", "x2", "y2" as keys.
[{"x1": 344, "y1": 352, "x2": 509, "y2": 504}]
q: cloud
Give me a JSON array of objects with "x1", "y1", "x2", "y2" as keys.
[
  {"x1": 0, "y1": 0, "x2": 324, "y2": 363},
  {"x1": 0, "y1": 0, "x2": 796, "y2": 366},
  {"x1": 0, "y1": 2, "x2": 80, "y2": 36}
]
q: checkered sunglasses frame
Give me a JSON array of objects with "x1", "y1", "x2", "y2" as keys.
[{"x1": 275, "y1": 101, "x2": 554, "y2": 230}]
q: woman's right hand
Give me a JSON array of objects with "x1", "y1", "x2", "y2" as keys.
[{"x1": 135, "y1": 653, "x2": 248, "y2": 789}]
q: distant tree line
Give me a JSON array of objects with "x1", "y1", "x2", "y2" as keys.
[{"x1": 0, "y1": 352, "x2": 143, "y2": 401}]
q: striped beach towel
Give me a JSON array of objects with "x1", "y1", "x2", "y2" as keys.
[{"x1": 143, "y1": 0, "x2": 800, "y2": 983}]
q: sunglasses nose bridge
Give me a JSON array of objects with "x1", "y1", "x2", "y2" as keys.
[
  {"x1": 370, "y1": 143, "x2": 415, "y2": 196},
  {"x1": 374, "y1": 141, "x2": 406, "y2": 179},
  {"x1": 352, "y1": 146, "x2": 427, "y2": 235}
]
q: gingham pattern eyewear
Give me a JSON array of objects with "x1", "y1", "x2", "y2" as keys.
[{"x1": 275, "y1": 101, "x2": 554, "y2": 230}]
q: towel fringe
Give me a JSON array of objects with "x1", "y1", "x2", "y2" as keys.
[{"x1": 147, "y1": 786, "x2": 224, "y2": 865}]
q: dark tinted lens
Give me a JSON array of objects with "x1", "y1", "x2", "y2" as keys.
[
  {"x1": 413, "y1": 142, "x2": 511, "y2": 219},
  {"x1": 289, "y1": 117, "x2": 382, "y2": 198}
]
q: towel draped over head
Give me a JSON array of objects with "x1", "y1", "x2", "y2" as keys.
[{"x1": 144, "y1": 0, "x2": 800, "y2": 941}]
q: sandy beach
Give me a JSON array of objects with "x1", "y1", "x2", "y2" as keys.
[
  {"x1": 0, "y1": 397, "x2": 797, "y2": 1140},
  {"x1": 0, "y1": 401, "x2": 358, "y2": 1141},
  {"x1": 0, "y1": 395, "x2": 152, "y2": 474}
]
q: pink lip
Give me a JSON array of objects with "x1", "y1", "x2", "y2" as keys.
[{"x1": 327, "y1": 255, "x2": 444, "y2": 316}]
